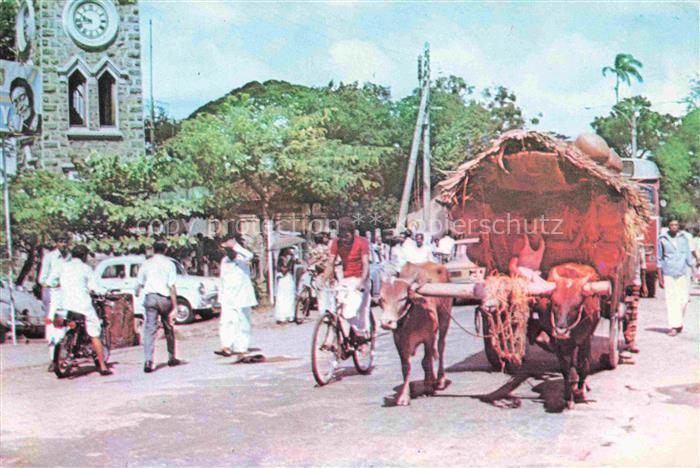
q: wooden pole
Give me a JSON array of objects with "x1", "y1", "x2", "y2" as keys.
[
  {"x1": 396, "y1": 43, "x2": 430, "y2": 232},
  {"x1": 421, "y1": 111, "x2": 431, "y2": 232}
]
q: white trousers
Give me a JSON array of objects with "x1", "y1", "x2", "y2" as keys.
[
  {"x1": 219, "y1": 307, "x2": 251, "y2": 353},
  {"x1": 664, "y1": 275, "x2": 688, "y2": 329},
  {"x1": 43, "y1": 288, "x2": 65, "y2": 360},
  {"x1": 337, "y1": 277, "x2": 370, "y2": 334}
]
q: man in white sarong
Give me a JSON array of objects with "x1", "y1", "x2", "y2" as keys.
[
  {"x1": 38, "y1": 236, "x2": 71, "y2": 371},
  {"x1": 658, "y1": 219, "x2": 694, "y2": 336},
  {"x1": 215, "y1": 246, "x2": 258, "y2": 356}
]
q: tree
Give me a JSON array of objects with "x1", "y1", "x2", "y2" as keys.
[
  {"x1": 3, "y1": 151, "x2": 202, "y2": 284},
  {"x1": 655, "y1": 109, "x2": 700, "y2": 222},
  {"x1": 591, "y1": 96, "x2": 677, "y2": 158},
  {"x1": 145, "y1": 105, "x2": 181, "y2": 152},
  {"x1": 169, "y1": 97, "x2": 387, "y2": 286},
  {"x1": 0, "y1": 0, "x2": 17, "y2": 61},
  {"x1": 602, "y1": 53, "x2": 644, "y2": 103}
]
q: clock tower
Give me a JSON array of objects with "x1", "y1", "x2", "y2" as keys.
[{"x1": 18, "y1": 0, "x2": 145, "y2": 172}]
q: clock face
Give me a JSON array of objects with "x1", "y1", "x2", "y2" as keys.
[
  {"x1": 73, "y1": 2, "x2": 109, "y2": 39},
  {"x1": 63, "y1": 0, "x2": 119, "y2": 50}
]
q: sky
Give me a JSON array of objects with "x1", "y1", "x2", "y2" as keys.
[{"x1": 139, "y1": 1, "x2": 698, "y2": 137}]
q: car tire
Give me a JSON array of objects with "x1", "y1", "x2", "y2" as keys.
[
  {"x1": 174, "y1": 298, "x2": 195, "y2": 324},
  {"x1": 0, "y1": 325, "x2": 7, "y2": 344},
  {"x1": 198, "y1": 309, "x2": 215, "y2": 321}
]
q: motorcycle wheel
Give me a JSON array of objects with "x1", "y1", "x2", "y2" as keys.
[{"x1": 53, "y1": 333, "x2": 75, "y2": 379}]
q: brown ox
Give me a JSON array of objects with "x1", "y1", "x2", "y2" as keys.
[
  {"x1": 379, "y1": 262, "x2": 452, "y2": 406},
  {"x1": 538, "y1": 263, "x2": 605, "y2": 409}
]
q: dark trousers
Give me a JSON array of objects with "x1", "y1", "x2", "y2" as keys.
[{"x1": 143, "y1": 293, "x2": 176, "y2": 362}]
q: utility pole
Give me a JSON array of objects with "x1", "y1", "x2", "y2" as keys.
[
  {"x1": 149, "y1": 19, "x2": 156, "y2": 153},
  {"x1": 396, "y1": 43, "x2": 431, "y2": 232},
  {"x1": 1, "y1": 134, "x2": 17, "y2": 345},
  {"x1": 630, "y1": 108, "x2": 638, "y2": 158},
  {"x1": 421, "y1": 111, "x2": 431, "y2": 231}
]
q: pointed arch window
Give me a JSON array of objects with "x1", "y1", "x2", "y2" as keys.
[
  {"x1": 98, "y1": 70, "x2": 117, "y2": 127},
  {"x1": 68, "y1": 70, "x2": 87, "y2": 127}
]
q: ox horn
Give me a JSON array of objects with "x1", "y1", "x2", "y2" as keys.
[
  {"x1": 527, "y1": 281, "x2": 556, "y2": 296},
  {"x1": 583, "y1": 280, "x2": 612, "y2": 296}
]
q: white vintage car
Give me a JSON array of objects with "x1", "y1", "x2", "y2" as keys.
[
  {"x1": 0, "y1": 279, "x2": 46, "y2": 342},
  {"x1": 445, "y1": 238, "x2": 486, "y2": 304},
  {"x1": 95, "y1": 255, "x2": 219, "y2": 324}
]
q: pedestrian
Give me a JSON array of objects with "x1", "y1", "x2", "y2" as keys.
[
  {"x1": 435, "y1": 230, "x2": 456, "y2": 264},
  {"x1": 59, "y1": 245, "x2": 112, "y2": 376},
  {"x1": 214, "y1": 246, "x2": 258, "y2": 357},
  {"x1": 403, "y1": 232, "x2": 435, "y2": 264},
  {"x1": 658, "y1": 218, "x2": 694, "y2": 336},
  {"x1": 136, "y1": 241, "x2": 182, "y2": 372},
  {"x1": 274, "y1": 247, "x2": 296, "y2": 323},
  {"x1": 37, "y1": 235, "x2": 71, "y2": 371}
]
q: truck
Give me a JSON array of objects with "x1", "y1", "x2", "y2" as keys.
[{"x1": 621, "y1": 158, "x2": 662, "y2": 297}]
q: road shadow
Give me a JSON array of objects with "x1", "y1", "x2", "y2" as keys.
[
  {"x1": 383, "y1": 379, "x2": 452, "y2": 407},
  {"x1": 644, "y1": 327, "x2": 670, "y2": 335},
  {"x1": 442, "y1": 335, "x2": 612, "y2": 413},
  {"x1": 66, "y1": 361, "x2": 117, "y2": 379}
]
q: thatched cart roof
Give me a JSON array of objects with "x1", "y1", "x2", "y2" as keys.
[{"x1": 435, "y1": 130, "x2": 652, "y2": 279}]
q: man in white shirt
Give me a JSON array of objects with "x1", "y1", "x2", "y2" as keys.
[
  {"x1": 403, "y1": 233, "x2": 435, "y2": 264},
  {"x1": 38, "y1": 236, "x2": 71, "y2": 371},
  {"x1": 215, "y1": 246, "x2": 258, "y2": 357},
  {"x1": 435, "y1": 231, "x2": 456, "y2": 264},
  {"x1": 59, "y1": 245, "x2": 112, "y2": 376},
  {"x1": 136, "y1": 241, "x2": 180, "y2": 373}
]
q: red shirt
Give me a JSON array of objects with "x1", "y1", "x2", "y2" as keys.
[{"x1": 330, "y1": 236, "x2": 369, "y2": 278}]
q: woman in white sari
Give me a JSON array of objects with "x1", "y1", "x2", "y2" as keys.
[{"x1": 274, "y1": 248, "x2": 296, "y2": 323}]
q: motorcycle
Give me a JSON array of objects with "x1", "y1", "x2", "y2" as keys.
[{"x1": 52, "y1": 294, "x2": 113, "y2": 379}]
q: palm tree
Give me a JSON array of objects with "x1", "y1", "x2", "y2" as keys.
[{"x1": 602, "y1": 53, "x2": 644, "y2": 103}]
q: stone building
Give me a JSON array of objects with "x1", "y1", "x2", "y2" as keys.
[{"x1": 17, "y1": 0, "x2": 145, "y2": 172}]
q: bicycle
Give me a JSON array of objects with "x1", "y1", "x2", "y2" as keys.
[
  {"x1": 295, "y1": 269, "x2": 318, "y2": 325},
  {"x1": 311, "y1": 285, "x2": 376, "y2": 386}
]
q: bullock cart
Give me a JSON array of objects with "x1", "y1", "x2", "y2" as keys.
[{"x1": 418, "y1": 130, "x2": 650, "y2": 373}]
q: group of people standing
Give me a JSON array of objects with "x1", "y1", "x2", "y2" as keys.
[{"x1": 36, "y1": 235, "x2": 259, "y2": 375}]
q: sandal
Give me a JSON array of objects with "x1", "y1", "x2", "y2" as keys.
[{"x1": 214, "y1": 349, "x2": 234, "y2": 357}]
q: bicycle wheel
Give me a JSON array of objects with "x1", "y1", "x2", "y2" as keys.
[
  {"x1": 53, "y1": 333, "x2": 75, "y2": 379},
  {"x1": 295, "y1": 288, "x2": 311, "y2": 325},
  {"x1": 352, "y1": 311, "x2": 376, "y2": 375},
  {"x1": 311, "y1": 313, "x2": 340, "y2": 386}
]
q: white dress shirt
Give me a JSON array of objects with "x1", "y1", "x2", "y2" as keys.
[
  {"x1": 38, "y1": 249, "x2": 71, "y2": 288},
  {"x1": 436, "y1": 236, "x2": 456, "y2": 257},
  {"x1": 60, "y1": 259, "x2": 104, "y2": 315},
  {"x1": 403, "y1": 243, "x2": 435, "y2": 264},
  {"x1": 137, "y1": 254, "x2": 177, "y2": 296}
]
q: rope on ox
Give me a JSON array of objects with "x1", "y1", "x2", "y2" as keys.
[{"x1": 481, "y1": 275, "x2": 531, "y2": 369}]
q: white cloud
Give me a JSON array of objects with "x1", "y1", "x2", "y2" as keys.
[{"x1": 329, "y1": 40, "x2": 397, "y2": 84}]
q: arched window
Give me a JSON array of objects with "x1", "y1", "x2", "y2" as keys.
[
  {"x1": 68, "y1": 70, "x2": 87, "y2": 127},
  {"x1": 98, "y1": 71, "x2": 117, "y2": 127}
]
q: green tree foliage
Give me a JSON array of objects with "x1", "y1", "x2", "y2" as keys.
[
  {"x1": 0, "y1": 0, "x2": 17, "y2": 61},
  {"x1": 654, "y1": 109, "x2": 700, "y2": 222},
  {"x1": 145, "y1": 105, "x2": 181, "y2": 151},
  {"x1": 591, "y1": 96, "x2": 677, "y2": 158},
  {"x1": 602, "y1": 53, "x2": 644, "y2": 103},
  {"x1": 3, "y1": 152, "x2": 203, "y2": 281},
  {"x1": 169, "y1": 96, "x2": 387, "y2": 240}
]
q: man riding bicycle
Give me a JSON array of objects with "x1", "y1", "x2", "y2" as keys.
[{"x1": 324, "y1": 218, "x2": 371, "y2": 342}]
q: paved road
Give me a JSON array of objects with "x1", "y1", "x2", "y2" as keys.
[{"x1": 1, "y1": 292, "x2": 698, "y2": 466}]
